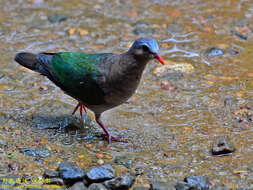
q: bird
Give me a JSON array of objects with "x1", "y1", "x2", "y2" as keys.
[{"x1": 14, "y1": 37, "x2": 165, "y2": 144}]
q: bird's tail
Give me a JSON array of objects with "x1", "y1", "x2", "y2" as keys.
[{"x1": 14, "y1": 52, "x2": 41, "y2": 72}]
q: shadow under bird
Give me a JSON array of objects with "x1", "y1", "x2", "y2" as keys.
[{"x1": 15, "y1": 38, "x2": 165, "y2": 144}]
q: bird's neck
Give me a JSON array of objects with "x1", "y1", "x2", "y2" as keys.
[
  {"x1": 99, "y1": 52, "x2": 149, "y2": 106},
  {"x1": 117, "y1": 52, "x2": 147, "y2": 78}
]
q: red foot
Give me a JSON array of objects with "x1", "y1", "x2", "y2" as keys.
[
  {"x1": 96, "y1": 118, "x2": 126, "y2": 144},
  {"x1": 72, "y1": 101, "x2": 87, "y2": 120},
  {"x1": 100, "y1": 133, "x2": 126, "y2": 143}
]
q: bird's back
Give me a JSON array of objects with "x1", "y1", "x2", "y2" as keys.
[{"x1": 15, "y1": 52, "x2": 111, "y2": 105}]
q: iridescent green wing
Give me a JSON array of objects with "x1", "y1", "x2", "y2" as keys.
[{"x1": 51, "y1": 52, "x2": 110, "y2": 105}]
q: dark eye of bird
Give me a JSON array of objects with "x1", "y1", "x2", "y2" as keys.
[{"x1": 142, "y1": 45, "x2": 149, "y2": 52}]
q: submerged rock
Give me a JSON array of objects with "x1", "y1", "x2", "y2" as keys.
[
  {"x1": 205, "y1": 47, "x2": 224, "y2": 57},
  {"x1": 20, "y1": 146, "x2": 50, "y2": 158},
  {"x1": 86, "y1": 164, "x2": 115, "y2": 183},
  {"x1": 58, "y1": 162, "x2": 85, "y2": 184},
  {"x1": 48, "y1": 13, "x2": 67, "y2": 24},
  {"x1": 88, "y1": 183, "x2": 107, "y2": 190},
  {"x1": 184, "y1": 176, "x2": 211, "y2": 190},
  {"x1": 212, "y1": 136, "x2": 235, "y2": 156},
  {"x1": 114, "y1": 155, "x2": 133, "y2": 169},
  {"x1": 103, "y1": 173, "x2": 135, "y2": 190}
]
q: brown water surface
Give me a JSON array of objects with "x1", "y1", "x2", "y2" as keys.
[{"x1": 0, "y1": 0, "x2": 253, "y2": 188}]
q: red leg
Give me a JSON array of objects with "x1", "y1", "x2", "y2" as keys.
[
  {"x1": 72, "y1": 101, "x2": 87, "y2": 120},
  {"x1": 72, "y1": 102, "x2": 81, "y2": 115},
  {"x1": 82, "y1": 104, "x2": 87, "y2": 113},
  {"x1": 96, "y1": 118, "x2": 125, "y2": 144},
  {"x1": 80, "y1": 105, "x2": 83, "y2": 120}
]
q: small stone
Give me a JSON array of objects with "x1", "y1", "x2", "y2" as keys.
[
  {"x1": 69, "y1": 182, "x2": 88, "y2": 190},
  {"x1": 205, "y1": 47, "x2": 224, "y2": 57},
  {"x1": 150, "y1": 180, "x2": 175, "y2": 190},
  {"x1": 86, "y1": 164, "x2": 115, "y2": 183},
  {"x1": 104, "y1": 173, "x2": 135, "y2": 190},
  {"x1": 48, "y1": 13, "x2": 67, "y2": 24},
  {"x1": 184, "y1": 176, "x2": 211, "y2": 190},
  {"x1": 88, "y1": 183, "x2": 107, "y2": 190},
  {"x1": 58, "y1": 162, "x2": 85, "y2": 184},
  {"x1": 43, "y1": 169, "x2": 59, "y2": 178},
  {"x1": 212, "y1": 136, "x2": 235, "y2": 156},
  {"x1": 114, "y1": 155, "x2": 133, "y2": 169},
  {"x1": 97, "y1": 159, "x2": 104, "y2": 165}
]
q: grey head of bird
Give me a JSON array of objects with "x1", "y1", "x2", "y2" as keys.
[{"x1": 128, "y1": 37, "x2": 165, "y2": 65}]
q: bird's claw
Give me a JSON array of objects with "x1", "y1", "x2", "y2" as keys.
[
  {"x1": 72, "y1": 101, "x2": 87, "y2": 121},
  {"x1": 100, "y1": 133, "x2": 127, "y2": 144}
]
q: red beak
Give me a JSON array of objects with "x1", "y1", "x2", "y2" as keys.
[{"x1": 154, "y1": 54, "x2": 165, "y2": 65}]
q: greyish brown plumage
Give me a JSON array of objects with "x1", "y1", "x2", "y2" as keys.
[{"x1": 14, "y1": 37, "x2": 165, "y2": 143}]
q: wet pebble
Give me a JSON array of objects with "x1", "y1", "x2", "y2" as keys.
[
  {"x1": 48, "y1": 13, "x2": 68, "y2": 24},
  {"x1": 212, "y1": 136, "x2": 235, "y2": 156},
  {"x1": 205, "y1": 47, "x2": 224, "y2": 57},
  {"x1": 69, "y1": 182, "x2": 88, "y2": 190},
  {"x1": 150, "y1": 180, "x2": 175, "y2": 190},
  {"x1": 97, "y1": 159, "x2": 105, "y2": 165},
  {"x1": 20, "y1": 146, "x2": 50, "y2": 158},
  {"x1": 88, "y1": 183, "x2": 107, "y2": 190},
  {"x1": 114, "y1": 155, "x2": 133, "y2": 169},
  {"x1": 103, "y1": 173, "x2": 135, "y2": 190},
  {"x1": 58, "y1": 162, "x2": 85, "y2": 184},
  {"x1": 86, "y1": 164, "x2": 115, "y2": 183},
  {"x1": 184, "y1": 176, "x2": 210, "y2": 190},
  {"x1": 43, "y1": 169, "x2": 59, "y2": 178}
]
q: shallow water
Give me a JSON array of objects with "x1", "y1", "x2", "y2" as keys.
[{"x1": 0, "y1": 0, "x2": 253, "y2": 188}]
